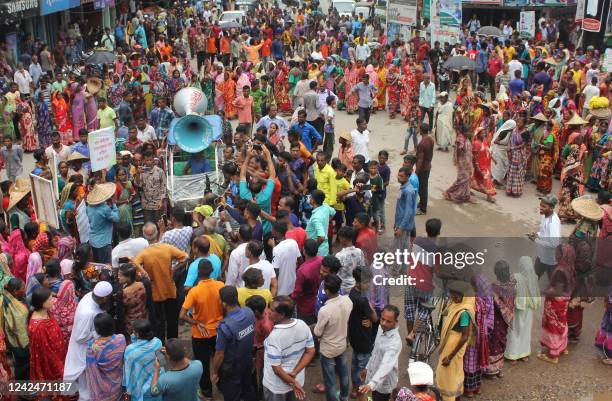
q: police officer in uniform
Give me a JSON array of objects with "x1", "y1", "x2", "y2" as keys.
[{"x1": 212, "y1": 286, "x2": 257, "y2": 401}]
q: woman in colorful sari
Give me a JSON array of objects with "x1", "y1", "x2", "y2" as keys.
[
  {"x1": 275, "y1": 61, "x2": 292, "y2": 115},
  {"x1": 400, "y1": 65, "x2": 417, "y2": 119},
  {"x1": 167, "y1": 70, "x2": 185, "y2": 99},
  {"x1": 504, "y1": 256, "x2": 541, "y2": 363},
  {"x1": 150, "y1": 72, "x2": 167, "y2": 105},
  {"x1": 222, "y1": 69, "x2": 237, "y2": 119},
  {"x1": 108, "y1": 75, "x2": 125, "y2": 108},
  {"x1": 463, "y1": 274, "x2": 494, "y2": 398},
  {"x1": 484, "y1": 260, "x2": 516, "y2": 378},
  {"x1": 435, "y1": 280, "x2": 475, "y2": 401},
  {"x1": 505, "y1": 114, "x2": 529, "y2": 197},
  {"x1": 538, "y1": 243, "x2": 576, "y2": 364},
  {"x1": 200, "y1": 64, "x2": 215, "y2": 115},
  {"x1": 59, "y1": 183, "x2": 79, "y2": 239},
  {"x1": 386, "y1": 64, "x2": 400, "y2": 118},
  {"x1": 0, "y1": 254, "x2": 11, "y2": 293},
  {"x1": 587, "y1": 119, "x2": 610, "y2": 192},
  {"x1": 214, "y1": 66, "x2": 226, "y2": 113},
  {"x1": 0, "y1": 97, "x2": 15, "y2": 141},
  {"x1": 50, "y1": 279, "x2": 77, "y2": 347},
  {"x1": 536, "y1": 120, "x2": 559, "y2": 194},
  {"x1": 36, "y1": 93, "x2": 53, "y2": 149},
  {"x1": 28, "y1": 287, "x2": 66, "y2": 382},
  {"x1": 118, "y1": 263, "x2": 148, "y2": 335},
  {"x1": 17, "y1": 99, "x2": 37, "y2": 152},
  {"x1": 375, "y1": 62, "x2": 387, "y2": 111},
  {"x1": 595, "y1": 287, "x2": 612, "y2": 365},
  {"x1": 115, "y1": 167, "x2": 135, "y2": 228},
  {"x1": 123, "y1": 319, "x2": 162, "y2": 401},
  {"x1": 558, "y1": 134, "x2": 586, "y2": 222},
  {"x1": 235, "y1": 66, "x2": 250, "y2": 98},
  {"x1": 444, "y1": 125, "x2": 473, "y2": 203},
  {"x1": 471, "y1": 127, "x2": 496, "y2": 203},
  {"x1": 2, "y1": 277, "x2": 29, "y2": 380},
  {"x1": 7, "y1": 230, "x2": 30, "y2": 282},
  {"x1": 344, "y1": 62, "x2": 360, "y2": 114},
  {"x1": 70, "y1": 81, "x2": 86, "y2": 141},
  {"x1": 52, "y1": 92, "x2": 73, "y2": 146},
  {"x1": 86, "y1": 312, "x2": 127, "y2": 401}
]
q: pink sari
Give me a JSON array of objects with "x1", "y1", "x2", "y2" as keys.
[
  {"x1": 50, "y1": 280, "x2": 77, "y2": 346},
  {"x1": 345, "y1": 65, "x2": 359, "y2": 113},
  {"x1": 215, "y1": 73, "x2": 225, "y2": 111},
  {"x1": 235, "y1": 72, "x2": 250, "y2": 97},
  {"x1": 7, "y1": 230, "x2": 30, "y2": 282}
]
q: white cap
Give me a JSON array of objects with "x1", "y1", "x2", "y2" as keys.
[
  {"x1": 407, "y1": 362, "x2": 434, "y2": 386},
  {"x1": 93, "y1": 281, "x2": 113, "y2": 297}
]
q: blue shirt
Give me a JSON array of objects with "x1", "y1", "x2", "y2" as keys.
[
  {"x1": 216, "y1": 307, "x2": 256, "y2": 365},
  {"x1": 315, "y1": 281, "x2": 346, "y2": 315},
  {"x1": 341, "y1": 42, "x2": 350, "y2": 59},
  {"x1": 305, "y1": 204, "x2": 336, "y2": 256},
  {"x1": 184, "y1": 255, "x2": 222, "y2": 287},
  {"x1": 351, "y1": 20, "x2": 362, "y2": 36},
  {"x1": 72, "y1": 142, "x2": 91, "y2": 170},
  {"x1": 476, "y1": 50, "x2": 487, "y2": 73},
  {"x1": 290, "y1": 122, "x2": 321, "y2": 152},
  {"x1": 186, "y1": 157, "x2": 211, "y2": 174},
  {"x1": 150, "y1": 360, "x2": 203, "y2": 401},
  {"x1": 271, "y1": 40, "x2": 284, "y2": 60},
  {"x1": 418, "y1": 82, "x2": 436, "y2": 108},
  {"x1": 409, "y1": 172, "x2": 419, "y2": 213},
  {"x1": 87, "y1": 203, "x2": 120, "y2": 248},
  {"x1": 394, "y1": 182, "x2": 416, "y2": 231},
  {"x1": 508, "y1": 79, "x2": 525, "y2": 97},
  {"x1": 239, "y1": 179, "x2": 276, "y2": 234}
]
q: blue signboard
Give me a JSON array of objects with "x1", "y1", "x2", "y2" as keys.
[{"x1": 41, "y1": 0, "x2": 72, "y2": 15}]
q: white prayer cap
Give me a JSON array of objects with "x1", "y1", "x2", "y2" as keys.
[
  {"x1": 407, "y1": 362, "x2": 434, "y2": 386},
  {"x1": 93, "y1": 281, "x2": 113, "y2": 297}
]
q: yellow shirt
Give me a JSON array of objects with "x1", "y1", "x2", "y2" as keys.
[
  {"x1": 314, "y1": 164, "x2": 337, "y2": 208},
  {"x1": 334, "y1": 177, "x2": 350, "y2": 211},
  {"x1": 572, "y1": 69, "x2": 583, "y2": 88},
  {"x1": 504, "y1": 46, "x2": 516, "y2": 63},
  {"x1": 97, "y1": 106, "x2": 116, "y2": 129},
  {"x1": 134, "y1": 243, "x2": 187, "y2": 302},
  {"x1": 237, "y1": 287, "x2": 273, "y2": 307}
]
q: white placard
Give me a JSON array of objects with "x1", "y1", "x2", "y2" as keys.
[
  {"x1": 603, "y1": 48, "x2": 612, "y2": 72},
  {"x1": 88, "y1": 127, "x2": 116, "y2": 172},
  {"x1": 519, "y1": 11, "x2": 536, "y2": 38},
  {"x1": 76, "y1": 201, "x2": 90, "y2": 244},
  {"x1": 30, "y1": 174, "x2": 59, "y2": 229}
]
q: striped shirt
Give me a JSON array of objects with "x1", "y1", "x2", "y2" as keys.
[
  {"x1": 263, "y1": 319, "x2": 314, "y2": 394},
  {"x1": 123, "y1": 337, "x2": 162, "y2": 401}
]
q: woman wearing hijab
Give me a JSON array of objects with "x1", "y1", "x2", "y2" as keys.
[
  {"x1": 123, "y1": 319, "x2": 162, "y2": 401},
  {"x1": 504, "y1": 256, "x2": 541, "y2": 363},
  {"x1": 538, "y1": 243, "x2": 576, "y2": 364},
  {"x1": 435, "y1": 280, "x2": 476, "y2": 401},
  {"x1": 28, "y1": 287, "x2": 66, "y2": 382},
  {"x1": 463, "y1": 274, "x2": 494, "y2": 398},
  {"x1": 86, "y1": 312, "x2": 127, "y2": 401}
]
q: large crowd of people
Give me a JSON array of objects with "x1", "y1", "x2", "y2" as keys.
[{"x1": 0, "y1": 1, "x2": 610, "y2": 401}]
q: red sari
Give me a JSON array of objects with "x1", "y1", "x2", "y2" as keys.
[
  {"x1": 28, "y1": 316, "x2": 66, "y2": 380},
  {"x1": 222, "y1": 77, "x2": 237, "y2": 119},
  {"x1": 471, "y1": 135, "x2": 497, "y2": 197},
  {"x1": 52, "y1": 93, "x2": 73, "y2": 146},
  {"x1": 344, "y1": 65, "x2": 360, "y2": 113},
  {"x1": 275, "y1": 65, "x2": 292, "y2": 113}
]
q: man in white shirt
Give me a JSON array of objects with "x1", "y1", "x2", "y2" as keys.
[
  {"x1": 529, "y1": 194, "x2": 561, "y2": 279},
  {"x1": 136, "y1": 117, "x2": 157, "y2": 143},
  {"x1": 111, "y1": 222, "x2": 149, "y2": 268},
  {"x1": 29, "y1": 56, "x2": 43, "y2": 87},
  {"x1": 358, "y1": 305, "x2": 402, "y2": 399},
  {"x1": 508, "y1": 55, "x2": 523, "y2": 83},
  {"x1": 101, "y1": 27, "x2": 115, "y2": 52},
  {"x1": 14, "y1": 63, "x2": 32, "y2": 96},
  {"x1": 255, "y1": 105, "x2": 289, "y2": 138},
  {"x1": 271, "y1": 221, "x2": 301, "y2": 296},
  {"x1": 45, "y1": 131, "x2": 72, "y2": 164},
  {"x1": 418, "y1": 75, "x2": 436, "y2": 128},
  {"x1": 226, "y1": 226, "x2": 265, "y2": 287},
  {"x1": 351, "y1": 118, "x2": 370, "y2": 163},
  {"x1": 245, "y1": 240, "x2": 278, "y2": 296},
  {"x1": 263, "y1": 296, "x2": 315, "y2": 400},
  {"x1": 355, "y1": 37, "x2": 371, "y2": 62},
  {"x1": 582, "y1": 76, "x2": 600, "y2": 117}
]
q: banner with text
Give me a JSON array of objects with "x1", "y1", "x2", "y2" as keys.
[
  {"x1": 387, "y1": 0, "x2": 418, "y2": 26},
  {"x1": 430, "y1": 20, "x2": 461, "y2": 46},
  {"x1": 438, "y1": 0, "x2": 462, "y2": 27},
  {"x1": 88, "y1": 127, "x2": 116, "y2": 172},
  {"x1": 583, "y1": 0, "x2": 605, "y2": 32},
  {"x1": 519, "y1": 11, "x2": 536, "y2": 38}
]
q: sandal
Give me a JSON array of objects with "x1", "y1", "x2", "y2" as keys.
[
  {"x1": 537, "y1": 353, "x2": 558, "y2": 364},
  {"x1": 602, "y1": 358, "x2": 612, "y2": 365}
]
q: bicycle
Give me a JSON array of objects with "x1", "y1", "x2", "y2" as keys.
[{"x1": 408, "y1": 295, "x2": 451, "y2": 364}]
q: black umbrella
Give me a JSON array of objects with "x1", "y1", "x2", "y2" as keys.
[
  {"x1": 477, "y1": 26, "x2": 503, "y2": 37},
  {"x1": 85, "y1": 51, "x2": 116, "y2": 65},
  {"x1": 443, "y1": 56, "x2": 476, "y2": 71}
]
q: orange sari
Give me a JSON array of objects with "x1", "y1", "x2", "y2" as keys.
[{"x1": 222, "y1": 77, "x2": 237, "y2": 119}]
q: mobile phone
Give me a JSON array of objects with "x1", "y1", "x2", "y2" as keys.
[
  {"x1": 360, "y1": 184, "x2": 372, "y2": 191},
  {"x1": 253, "y1": 144, "x2": 262, "y2": 151}
]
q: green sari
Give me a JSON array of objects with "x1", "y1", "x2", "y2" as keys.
[{"x1": 117, "y1": 182, "x2": 134, "y2": 228}]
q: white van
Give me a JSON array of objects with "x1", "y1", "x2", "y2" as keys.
[{"x1": 332, "y1": 0, "x2": 356, "y2": 18}]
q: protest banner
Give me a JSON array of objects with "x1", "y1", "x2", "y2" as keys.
[
  {"x1": 519, "y1": 11, "x2": 536, "y2": 38},
  {"x1": 30, "y1": 174, "x2": 59, "y2": 229},
  {"x1": 88, "y1": 127, "x2": 116, "y2": 172}
]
